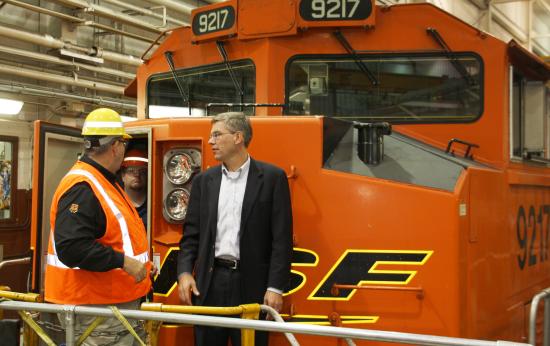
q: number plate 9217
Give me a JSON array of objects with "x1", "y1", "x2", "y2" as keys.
[
  {"x1": 300, "y1": 0, "x2": 372, "y2": 21},
  {"x1": 192, "y1": 6, "x2": 236, "y2": 36}
]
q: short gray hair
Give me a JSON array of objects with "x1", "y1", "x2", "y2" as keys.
[
  {"x1": 84, "y1": 137, "x2": 118, "y2": 156},
  {"x1": 212, "y1": 112, "x2": 253, "y2": 147}
]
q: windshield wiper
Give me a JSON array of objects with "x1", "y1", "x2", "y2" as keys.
[
  {"x1": 333, "y1": 31, "x2": 378, "y2": 86},
  {"x1": 426, "y1": 28, "x2": 475, "y2": 86},
  {"x1": 216, "y1": 41, "x2": 244, "y2": 105},
  {"x1": 164, "y1": 51, "x2": 191, "y2": 115}
]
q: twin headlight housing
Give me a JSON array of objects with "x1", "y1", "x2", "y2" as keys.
[{"x1": 163, "y1": 149, "x2": 201, "y2": 222}]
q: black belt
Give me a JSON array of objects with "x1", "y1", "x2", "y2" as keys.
[{"x1": 214, "y1": 258, "x2": 239, "y2": 270}]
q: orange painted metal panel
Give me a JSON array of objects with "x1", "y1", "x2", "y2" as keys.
[{"x1": 238, "y1": 0, "x2": 298, "y2": 39}]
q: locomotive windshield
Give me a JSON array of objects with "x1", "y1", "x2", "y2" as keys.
[
  {"x1": 285, "y1": 53, "x2": 483, "y2": 123},
  {"x1": 147, "y1": 59, "x2": 255, "y2": 118}
]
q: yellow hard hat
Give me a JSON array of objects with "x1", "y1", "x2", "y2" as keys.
[{"x1": 81, "y1": 108, "x2": 131, "y2": 139}]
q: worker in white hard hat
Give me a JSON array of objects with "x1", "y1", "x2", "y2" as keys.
[
  {"x1": 44, "y1": 108, "x2": 152, "y2": 345},
  {"x1": 121, "y1": 148, "x2": 148, "y2": 229}
]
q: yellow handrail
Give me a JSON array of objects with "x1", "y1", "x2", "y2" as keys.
[
  {"x1": 141, "y1": 302, "x2": 261, "y2": 346},
  {"x1": 0, "y1": 288, "x2": 42, "y2": 346},
  {"x1": 141, "y1": 302, "x2": 259, "y2": 316},
  {"x1": 0, "y1": 289, "x2": 42, "y2": 303}
]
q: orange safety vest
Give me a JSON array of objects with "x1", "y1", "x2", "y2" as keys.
[{"x1": 45, "y1": 160, "x2": 151, "y2": 305}]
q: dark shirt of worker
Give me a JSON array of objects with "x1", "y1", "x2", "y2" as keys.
[{"x1": 53, "y1": 154, "x2": 125, "y2": 271}]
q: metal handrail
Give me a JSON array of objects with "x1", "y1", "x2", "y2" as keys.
[
  {"x1": 529, "y1": 287, "x2": 550, "y2": 346},
  {"x1": 0, "y1": 256, "x2": 31, "y2": 270},
  {"x1": 0, "y1": 300, "x2": 530, "y2": 346}
]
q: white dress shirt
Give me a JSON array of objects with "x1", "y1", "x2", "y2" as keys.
[
  {"x1": 215, "y1": 156, "x2": 250, "y2": 260},
  {"x1": 215, "y1": 157, "x2": 282, "y2": 295}
]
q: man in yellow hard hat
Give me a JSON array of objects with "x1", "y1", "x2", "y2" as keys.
[{"x1": 44, "y1": 108, "x2": 152, "y2": 345}]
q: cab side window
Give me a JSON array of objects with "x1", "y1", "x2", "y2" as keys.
[{"x1": 511, "y1": 68, "x2": 550, "y2": 162}]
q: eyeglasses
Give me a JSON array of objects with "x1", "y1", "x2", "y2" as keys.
[
  {"x1": 209, "y1": 131, "x2": 235, "y2": 141},
  {"x1": 116, "y1": 139, "x2": 129, "y2": 148},
  {"x1": 124, "y1": 167, "x2": 147, "y2": 175}
]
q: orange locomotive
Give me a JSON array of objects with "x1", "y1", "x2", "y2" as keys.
[{"x1": 30, "y1": 0, "x2": 550, "y2": 345}]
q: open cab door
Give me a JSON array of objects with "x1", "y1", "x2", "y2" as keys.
[{"x1": 30, "y1": 121, "x2": 82, "y2": 295}]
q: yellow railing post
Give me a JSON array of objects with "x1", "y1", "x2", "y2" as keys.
[
  {"x1": 22, "y1": 313, "x2": 40, "y2": 346},
  {"x1": 145, "y1": 320, "x2": 163, "y2": 346},
  {"x1": 18, "y1": 310, "x2": 56, "y2": 346},
  {"x1": 239, "y1": 304, "x2": 261, "y2": 346}
]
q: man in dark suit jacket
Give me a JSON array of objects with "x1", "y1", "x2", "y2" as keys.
[{"x1": 177, "y1": 112, "x2": 293, "y2": 346}]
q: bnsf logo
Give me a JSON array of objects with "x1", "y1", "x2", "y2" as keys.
[{"x1": 153, "y1": 248, "x2": 433, "y2": 300}]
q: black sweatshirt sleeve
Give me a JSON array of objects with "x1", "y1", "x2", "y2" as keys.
[{"x1": 54, "y1": 182, "x2": 125, "y2": 271}]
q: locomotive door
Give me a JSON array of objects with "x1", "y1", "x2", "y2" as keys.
[{"x1": 30, "y1": 121, "x2": 82, "y2": 294}]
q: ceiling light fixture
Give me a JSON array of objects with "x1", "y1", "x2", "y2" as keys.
[{"x1": 0, "y1": 98, "x2": 24, "y2": 115}]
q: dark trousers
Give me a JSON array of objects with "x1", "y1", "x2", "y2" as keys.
[{"x1": 194, "y1": 266, "x2": 268, "y2": 346}]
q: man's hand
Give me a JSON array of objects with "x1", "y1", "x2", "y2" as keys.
[
  {"x1": 150, "y1": 261, "x2": 158, "y2": 278},
  {"x1": 123, "y1": 256, "x2": 147, "y2": 283},
  {"x1": 263, "y1": 290, "x2": 283, "y2": 320},
  {"x1": 178, "y1": 273, "x2": 200, "y2": 305}
]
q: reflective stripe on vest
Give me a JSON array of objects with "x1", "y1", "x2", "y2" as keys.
[{"x1": 47, "y1": 168, "x2": 148, "y2": 269}]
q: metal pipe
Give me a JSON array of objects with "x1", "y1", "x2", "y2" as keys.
[
  {"x1": 0, "y1": 301, "x2": 530, "y2": 346},
  {"x1": 0, "y1": 64, "x2": 125, "y2": 94},
  {"x1": 537, "y1": 0, "x2": 550, "y2": 16},
  {"x1": 0, "y1": 257, "x2": 31, "y2": 271},
  {"x1": 529, "y1": 287, "x2": 550, "y2": 346},
  {"x1": 52, "y1": 0, "x2": 163, "y2": 33},
  {"x1": 3, "y1": 0, "x2": 158, "y2": 44},
  {"x1": 490, "y1": 3, "x2": 548, "y2": 55},
  {"x1": 467, "y1": 0, "x2": 549, "y2": 55},
  {"x1": 94, "y1": 48, "x2": 143, "y2": 67},
  {"x1": 0, "y1": 26, "x2": 142, "y2": 66},
  {"x1": 64, "y1": 305, "x2": 76, "y2": 346},
  {"x1": 0, "y1": 25, "x2": 63, "y2": 49},
  {"x1": 80, "y1": 21, "x2": 156, "y2": 43},
  {"x1": 0, "y1": 45, "x2": 134, "y2": 79},
  {"x1": 141, "y1": 29, "x2": 171, "y2": 61},
  {"x1": 0, "y1": 84, "x2": 136, "y2": 110},
  {"x1": 527, "y1": 0, "x2": 533, "y2": 51},
  {"x1": 143, "y1": 0, "x2": 194, "y2": 16},
  {"x1": 100, "y1": 0, "x2": 187, "y2": 26},
  {"x1": 1, "y1": 0, "x2": 85, "y2": 22}
]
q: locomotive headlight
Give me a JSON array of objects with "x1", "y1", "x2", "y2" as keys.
[
  {"x1": 164, "y1": 188, "x2": 190, "y2": 221},
  {"x1": 163, "y1": 148, "x2": 201, "y2": 223},
  {"x1": 165, "y1": 153, "x2": 194, "y2": 185}
]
